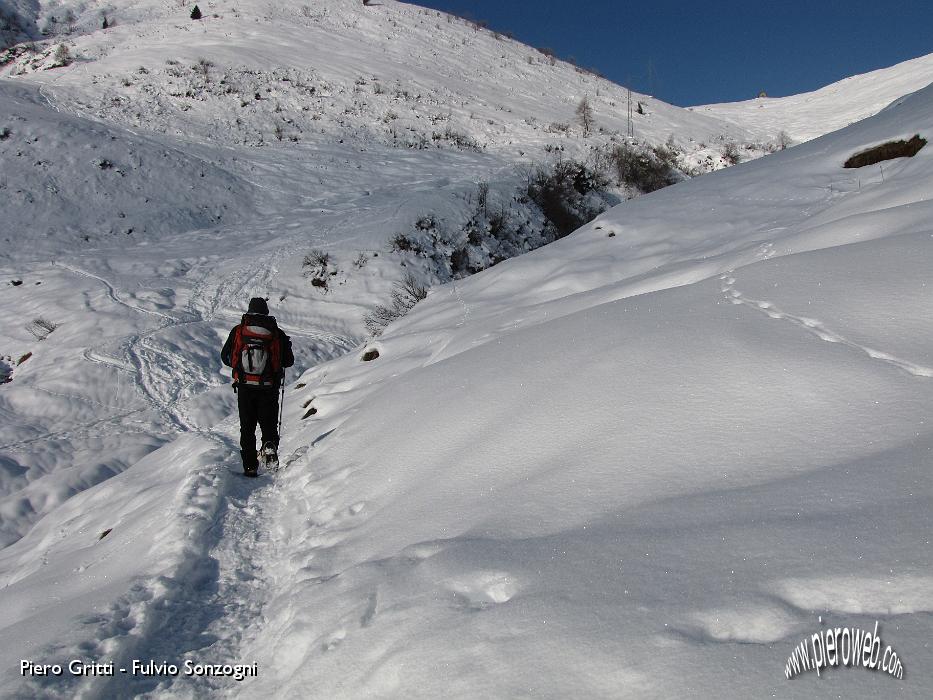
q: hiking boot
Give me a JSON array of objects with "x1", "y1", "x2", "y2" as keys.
[
  {"x1": 240, "y1": 449, "x2": 259, "y2": 476},
  {"x1": 260, "y1": 441, "x2": 279, "y2": 469}
]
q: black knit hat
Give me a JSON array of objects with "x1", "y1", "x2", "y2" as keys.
[{"x1": 247, "y1": 297, "x2": 269, "y2": 315}]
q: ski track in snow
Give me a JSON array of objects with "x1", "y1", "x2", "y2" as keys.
[{"x1": 720, "y1": 271, "x2": 933, "y2": 378}]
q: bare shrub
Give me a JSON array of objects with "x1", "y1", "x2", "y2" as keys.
[
  {"x1": 431, "y1": 127, "x2": 482, "y2": 151},
  {"x1": 363, "y1": 274, "x2": 428, "y2": 336},
  {"x1": 303, "y1": 249, "x2": 331, "y2": 276},
  {"x1": 721, "y1": 141, "x2": 741, "y2": 165},
  {"x1": 389, "y1": 233, "x2": 422, "y2": 254}
]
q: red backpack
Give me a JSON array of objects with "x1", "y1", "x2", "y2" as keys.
[{"x1": 230, "y1": 315, "x2": 282, "y2": 387}]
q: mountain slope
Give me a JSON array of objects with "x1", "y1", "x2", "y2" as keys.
[
  {"x1": 233, "y1": 79, "x2": 933, "y2": 698},
  {"x1": 0, "y1": 81, "x2": 253, "y2": 257},
  {"x1": 695, "y1": 51, "x2": 933, "y2": 144},
  {"x1": 3, "y1": 56, "x2": 932, "y2": 700}
]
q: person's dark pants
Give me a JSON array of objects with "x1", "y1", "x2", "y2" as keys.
[{"x1": 237, "y1": 386, "x2": 279, "y2": 469}]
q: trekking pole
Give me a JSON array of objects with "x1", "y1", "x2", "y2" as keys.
[{"x1": 278, "y1": 370, "x2": 286, "y2": 438}]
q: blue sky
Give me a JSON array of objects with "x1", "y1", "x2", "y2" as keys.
[{"x1": 410, "y1": 1, "x2": 933, "y2": 106}]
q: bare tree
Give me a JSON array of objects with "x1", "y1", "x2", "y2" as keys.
[
  {"x1": 575, "y1": 95, "x2": 594, "y2": 138},
  {"x1": 476, "y1": 181, "x2": 489, "y2": 216}
]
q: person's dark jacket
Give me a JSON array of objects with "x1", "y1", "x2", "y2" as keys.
[{"x1": 221, "y1": 313, "x2": 294, "y2": 389}]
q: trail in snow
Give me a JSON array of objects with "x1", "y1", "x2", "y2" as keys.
[
  {"x1": 29, "y1": 245, "x2": 357, "y2": 696},
  {"x1": 55, "y1": 263, "x2": 190, "y2": 323},
  {"x1": 58, "y1": 263, "x2": 209, "y2": 433},
  {"x1": 720, "y1": 272, "x2": 933, "y2": 378}
]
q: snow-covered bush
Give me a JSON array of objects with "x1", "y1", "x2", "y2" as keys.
[
  {"x1": 526, "y1": 159, "x2": 609, "y2": 237},
  {"x1": 608, "y1": 143, "x2": 678, "y2": 193},
  {"x1": 721, "y1": 140, "x2": 741, "y2": 165},
  {"x1": 52, "y1": 44, "x2": 71, "y2": 67}
]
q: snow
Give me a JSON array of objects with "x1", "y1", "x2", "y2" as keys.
[
  {"x1": 694, "y1": 52, "x2": 933, "y2": 145},
  {"x1": 1, "y1": 0, "x2": 933, "y2": 697}
]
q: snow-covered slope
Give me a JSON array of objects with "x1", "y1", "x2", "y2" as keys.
[
  {"x1": 2, "y1": 1, "x2": 933, "y2": 698},
  {"x1": 2, "y1": 0, "x2": 756, "y2": 156},
  {"x1": 695, "y1": 52, "x2": 933, "y2": 144},
  {"x1": 0, "y1": 0, "x2": 39, "y2": 49},
  {"x1": 0, "y1": 81, "x2": 253, "y2": 256},
  {"x1": 245, "y1": 79, "x2": 933, "y2": 699},
  {"x1": 0, "y1": 0, "x2": 782, "y2": 567},
  {"x1": 5, "y1": 66, "x2": 933, "y2": 700}
]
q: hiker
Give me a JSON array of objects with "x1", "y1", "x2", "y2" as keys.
[{"x1": 221, "y1": 297, "x2": 294, "y2": 476}]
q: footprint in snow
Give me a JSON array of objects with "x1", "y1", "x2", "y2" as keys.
[
  {"x1": 674, "y1": 603, "x2": 799, "y2": 645},
  {"x1": 447, "y1": 571, "x2": 518, "y2": 610},
  {"x1": 725, "y1": 274, "x2": 933, "y2": 377},
  {"x1": 322, "y1": 629, "x2": 346, "y2": 652},
  {"x1": 399, "y1": 540, "x2": 448, "y2": 563}
]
